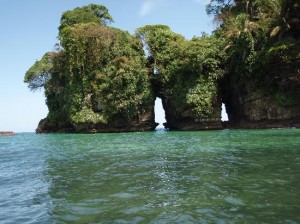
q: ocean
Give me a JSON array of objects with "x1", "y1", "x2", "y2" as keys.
[{"x1": 0, "y1": 129, "x2": 300, "y2": 223}]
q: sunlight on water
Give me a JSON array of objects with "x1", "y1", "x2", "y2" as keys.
[{"x1": 0, "y1": 129, "x2": 300, "y2": 223}]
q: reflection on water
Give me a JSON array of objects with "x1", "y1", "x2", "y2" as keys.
[{"x1": 0, "y1": 130, "x2": 300, "y2": 223}]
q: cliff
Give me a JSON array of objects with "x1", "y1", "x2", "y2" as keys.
[
  {"x1": 223, "y1": 89, "x2": 300, "y2": 129},
  {"x1": 26, "y1": 4, "x2": 299, "y2": 133},
  {"x1": 36, "y1": 105, "x2": 157, "y2": 133},
  {"x1": 221, "y1": 40, "x2": 300, "y2": 129},
  {"x1": 160, "y1": 95, "x2": 223, "y2": 131}
]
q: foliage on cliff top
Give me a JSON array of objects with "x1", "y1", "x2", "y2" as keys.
[
  {"x1": 24, "y1": 53, "x2": 53, "y2": 91},
  {"x1": 24, "y1": 4, "x2": 153, "y2": 131},
  {"x1": 136, "y1": 25, "x2": 224, "y2": 118},
  {"x1": 58, "y1": 4, "x2": 114, "y2": 34},
  {"x1": 207, "y1": 0, "x2": 300, "y2": 105}
]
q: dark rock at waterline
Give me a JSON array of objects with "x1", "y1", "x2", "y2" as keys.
[
  {"x1": 221, "y1": 80, "x2": 300, "y2": 130},
  {"x1": 0, "y1": 131, "x2": 15, "y2": 136},
  {"x1": 36, "y1": 105, "x2": 158, "y2": 133}
]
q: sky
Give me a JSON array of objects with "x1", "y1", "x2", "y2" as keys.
[{"x1": 0, "y1": 0, "x2": 228, "y2": 132}]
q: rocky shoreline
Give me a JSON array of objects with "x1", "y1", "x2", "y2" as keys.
[{"x1": 0, "y1": 131, "x2": 15, "y2": 136}]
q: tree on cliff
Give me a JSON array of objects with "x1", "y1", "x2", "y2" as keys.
[
  {"x1": 207, "y1": 0, "x2": 300, "y2": 106},
  {"x1": 58, "y1": 4, "x2": 114, "y2": 34},
  {"x1": 24, "y1": 4, "x2": 153, "y2": 132},
  {"x1": 24, "y1": 4, "x2": 114, "y2": 93},
  {"x1": 24, "y1": 53, "x2": 53, "y2": 91},
  {"x1": 136, "y1": 25, "x2": 224, "y2": 119}
]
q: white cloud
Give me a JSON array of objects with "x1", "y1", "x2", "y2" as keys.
[
  {"x1": 139, "y1": 0, "x2": 169, "y2": 17},
  {"x1": 139, "y1": 1, "x2": 155, "y2": 17},
  {"x1": 194, "y1": 0, "x2": 210, "y2": 6}
]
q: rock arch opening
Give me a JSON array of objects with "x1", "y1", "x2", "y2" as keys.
[
  {"x1": 154, "y1": 97, "x2": 166, "y2": 130},
  {"x1": 221, "y1": 103, "x2": 229, "y2": 122}
]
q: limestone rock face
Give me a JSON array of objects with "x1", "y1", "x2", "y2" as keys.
[
  {"x1": 161, "y1": 96, "x2": 223, "y2": 131},
  {"x1": 240, "y1": 93, "x2": 299, "y2": 128},
  {"x1": 36, "y1": 119, "x2": 74, "y2": 133},
  {"x1": 243, "y1": 92, "x2": 299, "y2": 121},
  {"x1": 88, "y1": 105, "x2": 157, "y2": 133},
  {"x1": 36, "y1": 105, "x2": 157, "y2": 133},
  {"x1": 223, "y1": 87, "x2": 300, "y2": 129}
]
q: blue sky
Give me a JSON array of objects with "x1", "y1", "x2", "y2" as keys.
[{"x1": 0, "y1": 0, "x2": 227, "y2": 132}]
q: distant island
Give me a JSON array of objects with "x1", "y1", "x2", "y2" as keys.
[
  {"x1": 24, "y1": 2, "x2": 300, "y2": 133},
  {"x1": 0, "y1": 132, "x2": 15, "y2": 136}
]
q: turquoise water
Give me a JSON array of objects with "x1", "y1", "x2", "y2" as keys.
[{"x1": 0, "y1": 129, "x2": 300, "y2": 223}]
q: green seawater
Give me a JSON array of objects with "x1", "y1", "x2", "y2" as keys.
[{"x1": 0, "y1": 129, "x2": 300, "y2": 223}]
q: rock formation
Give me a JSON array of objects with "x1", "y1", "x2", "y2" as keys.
[
  {"x1": 159, "y1": 95, "x2": 223, "y2": 131},
  {"x1": 36, "y1": 105, "x2": 157, "y2": 133},
  {"x1": 25, "y1": 4, "x2": 299, "y2": 133},
  {"x1": 0, "y1": 132, "x2": 15, "y2": 136},
  {"x1": 221, "y1": 42, "x2": 300, "y2": 129}
]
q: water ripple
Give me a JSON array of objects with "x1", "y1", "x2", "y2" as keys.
[{"x1": 0, "y1": 130, "x2": 300, "y2": 223}]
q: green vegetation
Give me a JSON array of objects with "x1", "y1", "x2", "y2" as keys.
[
  {"x1": 136, "y1": 26, "x2": 224, "y2": 118},
  {"x1": 25, "y1": 2, "x2": 299, "y2": 132},
  {"x1": 207, "y1": 0, "x2": 300, "y2": 104},
  {"x1": 24, "y1": 4, "x2": 153, "y2": 132},
  {"x1": 58, "y1": 4, "x2": 114, "y2": 34}
]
